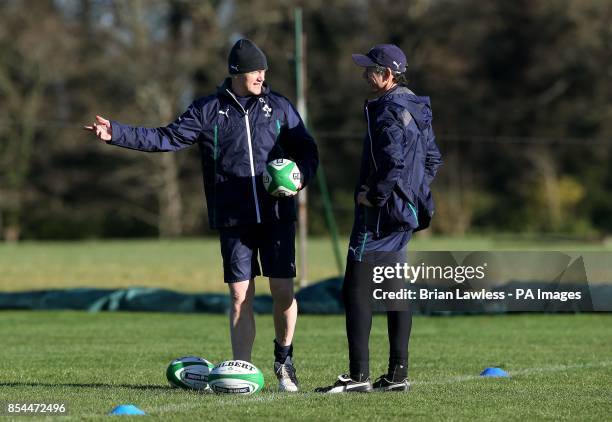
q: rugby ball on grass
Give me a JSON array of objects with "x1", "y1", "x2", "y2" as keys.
[
  {"x1": 166, "y1": 356, "x2": 215, "y2": 391},
  {"x1": 208, "y1": 360, "x2": 264, "y2": 394}
]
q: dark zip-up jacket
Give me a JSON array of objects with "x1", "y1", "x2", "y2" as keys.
[
  {"x1": 109, "y1": 79, "x2": 319, "y2": 229},
  {"x1": 358, "y1": 85, "x2": 442, "y2": 236}
]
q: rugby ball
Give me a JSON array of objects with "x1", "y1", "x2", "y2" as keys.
[
  {"x1": 263, "y1": 159, "x2": 301, "y2": 197},
  {"x1": 166, "y1": 356, "x2": 215, "y2": 391},
  {"x1": 208, "y1": 360, "x2": 264, "y2": 394}
]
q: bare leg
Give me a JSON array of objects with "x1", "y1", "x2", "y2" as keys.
[
  {"x1": 269, "y1": 278, "x2": 297, "y2": 346},
  {"x1": 228, "y1": 279, "x2": 256, "y2": 361}
]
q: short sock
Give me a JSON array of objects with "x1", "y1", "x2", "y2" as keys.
[{"x1": 274, "y1": 339, "x2": 293, "y2": 363}]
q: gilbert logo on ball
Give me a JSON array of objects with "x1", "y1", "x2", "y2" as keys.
[
  {"x1": 263, "y1": 159, "x2": 301, "y2": 197},
  {"x1": 208, "y1": 360, "x2": 265, "y2": 394},
  {"x1": 166, "y1": 356, "x2": 215, "y2": 391}
]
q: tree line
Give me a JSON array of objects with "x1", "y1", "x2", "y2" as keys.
[{"x1": 1, "y1": 0, "x2": 611, "y2": 241}]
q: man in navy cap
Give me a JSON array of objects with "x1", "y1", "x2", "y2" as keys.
[
  {"x1": 85, "y1": 39, "x2": 318, "y2": 392},
  {"x1": 316, "y1": 44, "x2": 442, "y2": 393}
]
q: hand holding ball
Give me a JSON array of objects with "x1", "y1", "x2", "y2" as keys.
[{"x1": 263, "y1": 159, "x2": 302, "y2": 197}]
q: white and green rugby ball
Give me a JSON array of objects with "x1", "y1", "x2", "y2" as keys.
[
  {"x1": 208, "y1": 360, "x2": 264, "y2": 394},
  {"x1": 263, "y1": 159, "x2": 301, "y2": 197},
  {"x1": 166, "y1": 356, "x2": 215, "y2": 391}
]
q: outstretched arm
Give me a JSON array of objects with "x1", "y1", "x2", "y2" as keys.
[
  {"x1": 83, "y1": 102, "x2": 204, "y2": 152},
  {"x1": 83, "y1": 115, "x2": 112, "y2": 143}
]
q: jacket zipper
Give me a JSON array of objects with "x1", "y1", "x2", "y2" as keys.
[
  {"x1": 364, "y1": 103, "x2": 378, "y2": 171},
  {"x1": 244, "y1": 111, "x2": 261, "y2": 223},
  {"x1": 225, "y1": 89, "x2": 262, "y2": 224},
  {"x1": 365, "y1": 102, "x2": 381, "y2": 234},
  {"x1": 212, "y1": 124, "x2": 218, "y2": 227}
]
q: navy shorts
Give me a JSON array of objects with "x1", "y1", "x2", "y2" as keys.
[{"x1": 219, "y1": 222, "x2": 296, "y2": 283}]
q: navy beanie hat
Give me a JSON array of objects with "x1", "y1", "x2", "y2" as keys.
[{"x1": 228, "y1": 39, "x2": 268, "y2": 74}]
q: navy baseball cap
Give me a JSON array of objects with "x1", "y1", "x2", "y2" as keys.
[{"x1": 352, "y1": 44, "x2": 407, "y2": 73}]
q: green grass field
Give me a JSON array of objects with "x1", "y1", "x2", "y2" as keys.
[
  {"x1": 0, "y1": 312, "x2": 610, "y2": 420},
  {"x1": 1, "y1": 238, "x2": 611, "y2": 420},
  {"x1": 2, "y1": 236, "x2": 612, "y2": 292}
]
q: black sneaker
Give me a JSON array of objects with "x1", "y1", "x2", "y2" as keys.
[
  {"x1": 315, "y1": 374, "x2": 373, "y2": 393},
  {"x1": 372, "y1": 375, "x2": 411, "y2": 392}
]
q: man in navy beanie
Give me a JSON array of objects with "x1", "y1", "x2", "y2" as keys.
[{"x1": 85, "y1": 39, "x2": 318, "y2": 392}]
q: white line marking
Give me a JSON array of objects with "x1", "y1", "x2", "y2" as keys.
[
  {"x1": 413, "y1": 361, "x2": 612, "y2": 385},
  {"x1": 60, "y1": 360, "x2": 612, "y2": 418}
]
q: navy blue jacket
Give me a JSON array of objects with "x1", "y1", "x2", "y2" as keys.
[
  {"x1": 357, "y1": 86, "x2": 442, "y2": 236},
  {"x1": 109, "y1": 79, "x2": 319, "y2": 229}
]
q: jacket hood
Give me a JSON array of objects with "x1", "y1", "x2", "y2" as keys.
[{"x1": 376, "y1": 85, "x2": 433, "y2": 128}]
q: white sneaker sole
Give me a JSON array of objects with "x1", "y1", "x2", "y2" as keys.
[
  {"x1": 324, "y1": 383, "x2": 373, "y2": 393},
  {"x1": 279, "y1": 382, "x2": 299, "y2": 392}
]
